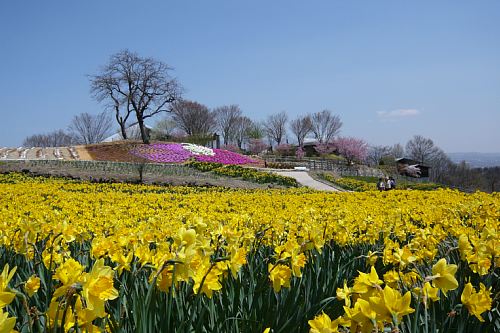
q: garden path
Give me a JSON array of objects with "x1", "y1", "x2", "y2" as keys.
[{"x1": 274, "y1": 171, "x2": 342, "y2": 192}]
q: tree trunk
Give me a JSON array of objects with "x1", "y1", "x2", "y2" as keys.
[
  {"x1": 137, "y1": 116, "x2": 149, "y2": 144},
  {"x1": 119, "y1": 122, "x2": 128, "y2": 140},
  {"x1": 297, "y1": 136, "x2": 303, "y2": 148}
]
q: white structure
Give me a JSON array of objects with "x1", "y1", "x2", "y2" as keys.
[{"x1": 102, "y1": 124, "x2": 152, "y2": 142}]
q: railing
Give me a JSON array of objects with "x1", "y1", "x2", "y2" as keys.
[
  {"x1": 264, "y1": 157, "x2": 346, "y2": 169},
  {"x1": 264, "y1": 156, "x2": 354, "y2": 174},
  {"x1": 262, "y1": 156, "x2": 390, "y2": 178}
]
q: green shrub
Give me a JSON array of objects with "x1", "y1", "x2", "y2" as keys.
[
  {"x1": 265, "y1": 162, "x2": 295, "y2": 169},
  {"x1": 188, "y1": 162, "x2": 298, "y2": 187},
  {"x1": 322, "y1": 174, "x2": 442, "y2": 192},
  {"x1": 398, "y1": 181, "x2": 442, "y2": 190},
  {"x1": 321, "y1": 174, "x2": 375, "y2": 191},
  {"x1": 185, "y1": 160, "x2": 223, "y2": 172},
  {"x1": 344, "y1": 176, "x2": 379, "y2": 183}
]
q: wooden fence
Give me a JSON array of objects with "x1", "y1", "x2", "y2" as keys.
[{"x1": 264, "y1": 157, "x2": 345, "y2": 169}]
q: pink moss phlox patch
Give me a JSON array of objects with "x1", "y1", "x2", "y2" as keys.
[{"x1": 131, "y1": 144, "x2": 257, "y2": 165}]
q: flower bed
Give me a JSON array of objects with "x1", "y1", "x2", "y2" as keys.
[
  {"x1": 195, "y1": 148, "x2": 256, "y2": 165},
  {"x1": 321, "y1": 174, "x2": 442, "y2": 192},
  {"x1": 321, "y1": 173, "x2": 376, "y2": 191},
  {"x1": 181, "y1": 143, "x2": 215, "y2": 156},
  {"x1": 0, "y1": 173, "x2": 497, "y2": 332},
  {"x1": 131, "y1": 143, "x2": 257, "y2": 165},
  {"x1": 187, "y1": 161, "x2": 298, "y2": 187},
  {"x1": 131, "y1": 143, "x2": 192, "y2": 163}
]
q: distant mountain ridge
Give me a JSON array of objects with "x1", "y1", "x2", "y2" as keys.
[{"x1": 447, "y1": 152, "x2": 500, "y2": 168}]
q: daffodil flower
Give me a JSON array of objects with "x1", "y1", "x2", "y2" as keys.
[
  {"x1": 0, "y1": 264, "x2": 17, "y2": 309},
  {"x1": 81, "y1": 259, "x2": 119, "y2": 318},
  {"x1": 428, "y1": 258, "x2": 458, "y2": 294},
  {"x1": 461, "y1": 283, "x2": 492, "y2": 322},
  {"x1": 336, "y1": 281, "x2": 352, "y2": 307},
  {"x1": 377, "y1": 286, "x2": 414, "y2": 325},
  {"x1": 268, "y1": 264, "x2": 291, "y2": 293},
  {"x1": 25, "y1": 275, "x2": 41, "y2": 297},
  {"x1": 352, "y1": 266, "x2": 383, "y2": 295},
  {"x1": 308, "y1": 312, "x2": 340, "y2": 333},
  {"x1": 0, "y1": 310, "x2": 16, "y2": 333}
]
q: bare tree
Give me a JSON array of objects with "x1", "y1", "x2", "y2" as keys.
[
  {"x1": 404, "y1": 136, "x2": 455, "y2": 182},
  {"x1": 213, "y1": 105, "x2": 242, "y2": 145},
  {"x1": 90, "y1": 50, "x2": 182, "y2": 144},
  {"x1": 23, "y1": 134, "x2": 45, "y2": 147},
  {"x1": 290, "y1": 114, "x2": 312, "y2": 147},
  {"x1": 171, "y1": 100, "x2": 215, "y2": 136},
  {"x1": 23, "y1": 134, "x2": 48, "y2": 147},
  {"x1": 233, "y1": 116, "x2": 253, "y2": 149},
  {"x1": 264, "y1": 111, "x2": 288, "y2": 146},
  {"x1": 405, "y1": 135, "x2": 440, "y2": 164},
  {"x1": 23, "y1": 130, "x2": 74, "y2": 147},
  {"x1": 481, "y1": 166, "x2": 500, "y2": 192},
  {"x1": 151, "y1": 116, "x2": 178, "y2": 140},
  {"x1": 435, "y1": 164, "x2": 500, "y2": 192},
  {"x1": 391, "y1": 143, "x2": 405, "y2": 159},
  {"x1": 246, "y1": 121, "x2": 265, "y2": 140},
  {"x1": 367, "y1": 145, "x2": 391, "y2": 166},
  {"x1": 310, "y1": 110, "x2": 342, "y2": 143},
  {"x1": 68, "y1": 111, "x2": 113, "y2": 144},
  {"x1": 427, "y1": 147, "x2": 453, "y2": 182}
]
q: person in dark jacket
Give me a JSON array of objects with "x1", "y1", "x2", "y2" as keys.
[{"x1": 377, "y1": 178, "x2": 386, "y2": 191}]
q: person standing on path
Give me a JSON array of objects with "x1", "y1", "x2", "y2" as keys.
[
  {"x1": 389, "y1": 177, "x2": 396, "y2": 190},
  {"x1": 377, "y1": 178, "x2": 386, "y2": 191}
]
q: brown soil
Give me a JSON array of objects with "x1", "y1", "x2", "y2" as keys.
[
  {"x1": 83, "y1": 141, "x2": 148, "y2": 163},
  {"x1": 75, "y1": 146, "x2": 92, "y2": 160}
]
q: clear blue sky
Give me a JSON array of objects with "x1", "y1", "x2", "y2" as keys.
[{"x1": 1, "y1": 1, "x2": 499, "y2": 152}]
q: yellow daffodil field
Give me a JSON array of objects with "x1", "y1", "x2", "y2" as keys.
[{"x1": 0, "y1": 172, "x2": 498, "y2": 332}]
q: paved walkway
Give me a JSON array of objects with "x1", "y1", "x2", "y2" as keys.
[{"x1": 275, "y1": 171, "x2": 342, "y2": 192}]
